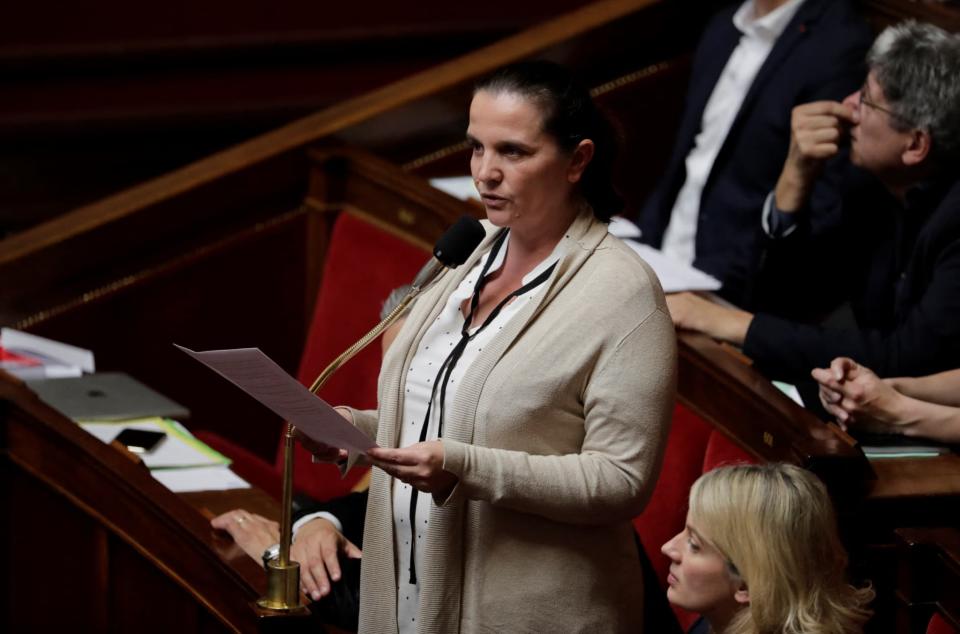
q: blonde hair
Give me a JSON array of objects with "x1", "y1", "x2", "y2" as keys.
[{"x1": 688, "y1": 464, "x2": 873, "y2": 634}]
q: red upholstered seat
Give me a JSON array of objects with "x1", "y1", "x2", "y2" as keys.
[
  {"x1": 929, "y1": 614, "x2": 960, "y2": 634},
  {"x1": 199, "y1": 212, "x2": 429, "y2": 502},
  {"x1": 633, "y1": 403, "x2": 713, "y2": 631},
  {"x1": 632, "y1": 405, "x2": 760, "y2": 630},
  {"x1": 701, "y1": 429, "x2": 759, "y2": 473},
  {"x1": 290, "y1": 213, "x2": 428, "y2": 501}
]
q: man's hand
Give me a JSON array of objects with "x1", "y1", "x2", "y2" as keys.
[
  {"x1": 775, "y1": 101, "x2": 858, "y2": 211},
  {"x1": 811, "y1": 357, "x2": 907, "y2": 432},
  {"x1": 665, "y1": 292, "x2": 753, "y2": 346},
  {"x1": 292, "y1": 517, "x2": 362, "y2": 601},
  {"x1": 211, "y1": 510, "x2": 279, "y2": 562},
  {"x1": 367, "y1": 441, "x2": 458, "y2": 498}
]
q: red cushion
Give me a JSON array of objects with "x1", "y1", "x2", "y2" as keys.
[
  {"x1": 289, "y1": 212, "x2": 429, "y2": 501},
  {"x1": 633, "y1": 403, "x2": 713, "y2": 630},
  {"x1": 632, "y1": 408, "x2": 762, "y2": 631},
  {"x1": 701, "y1": 430, "x2": 760, "y2": 473},
  {"x1": 929, "y1": 614, "x2": 960, "y2": 634}
]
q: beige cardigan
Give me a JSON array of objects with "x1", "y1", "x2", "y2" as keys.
[{"x1": 349, "y1": 211, "x2": 677, "y2": 633}]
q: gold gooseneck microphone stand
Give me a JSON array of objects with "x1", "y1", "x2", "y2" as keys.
[{"x1": 257, "y1": 288, "x2": 421, "y2": 611}]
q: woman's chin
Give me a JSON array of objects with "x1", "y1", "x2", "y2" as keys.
[
  {"x1": 665, "y1": 587, "x2": 690, "y2": 612},
  {"x1": 484, "y1": 207, "x2": 513, "y2": 227}
]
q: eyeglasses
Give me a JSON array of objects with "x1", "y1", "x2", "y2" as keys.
[{"x1": 858, "y1": 84, "x2": 908, "y2": 124}]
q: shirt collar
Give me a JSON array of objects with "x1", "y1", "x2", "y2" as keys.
[
  {"x1": 733, "y1": 0, "x2": 806, "y2": 41},
  {"x1": 484, "y1": 225, "x2": 571, "y2": 285}
]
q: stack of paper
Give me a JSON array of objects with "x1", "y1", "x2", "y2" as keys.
[
  {"x1": 78, "y1": 417, "x2": 250, "y2": 493},
  {"x1": 429, "y1": 176, "x2": 480, "y2": 202},
  {"x1": 0, "y1": 328, "x2": 94, "y2": 379},
  {"x1": 606, "y1": 218, "x2": 722, "y2": 293}
]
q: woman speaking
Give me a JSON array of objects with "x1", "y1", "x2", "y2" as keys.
[{"x1": 302, "y1": 61, "x2": 676, "y2": 632}]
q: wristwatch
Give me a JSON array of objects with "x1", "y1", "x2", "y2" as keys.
[{"x1": 262, "y1": 543, "x2": 280, "y2": 570}]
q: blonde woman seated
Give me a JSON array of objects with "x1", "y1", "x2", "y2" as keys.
[{"x1": 662, "y1": 463, "x2": 873, "y2": 634}]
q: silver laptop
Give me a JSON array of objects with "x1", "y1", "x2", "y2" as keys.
[{"x1": 25, "y1": 372, "x2": 190, "y2": 421}]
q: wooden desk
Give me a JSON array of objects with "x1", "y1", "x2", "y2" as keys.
[
  {"x1": 871, "y1": 455, "x2": 960, "y2": 501},
  {"x1": 0, "y1": 370, "x2": 315, "y2": 633},
  {"x1": 895, "y1": 527, "x2": 960, "y2": 633},
  {"x1": 854, "y1": 455, "x2": 960, "y2": 555}
]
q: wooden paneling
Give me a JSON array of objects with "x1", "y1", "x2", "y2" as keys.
[
  {"x1": 0, "y1": 0, "x2": 598, "y2": 233},
  {"x1": 0, "y1": 0, "x2": 675, "y2": 317},
  {"x1": 1, "y1": 1, "x2": 594, "y2": 53},
  {"x1": 896, "y1": 527, "x2": 960, "y2": 633},
  {"x1": 0, "y1": 370, "x2": 292, "y2": 632},
  {"x1": 22, "y1": 208, "x2": 319, "y2": 459},
  {"x1": 336, "y1": 2, "x2": 713, "y2": 171},
  {"x1": 7, "y1": 470, "x2": 110, "y2": 631},
  {"x1": 109, "y1": 539, "x2": 207, "y2": 634},
  {"x1": 858, "y1": 0, "x2": 960, "y2": 31}
]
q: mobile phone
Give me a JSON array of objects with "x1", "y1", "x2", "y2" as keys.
[{"x1": 113, "y1": 428, "x2": 167, "y2": 454}]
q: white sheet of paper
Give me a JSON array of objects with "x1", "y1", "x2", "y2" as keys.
[
  {"x1": 153, "y1": 465, "x2": 250, "y2": 493},
  {"x1": 607, "y1": 216, "x2": 643, "y2": 239},
  {"x1": 772, "y1": 381, "x2": 804, "y2": 407},
  {"x1": 175, "y1": 345, "x2": 377, "y2": 454},
  {"x1": 429, "y1": 176, "x2": 480, "y2": 202},
  {"x1": 1, "y1": 327, "x2": 95, "y2": 372},
  {"x1": 620, "y1": 240, "x2": 722, "y2": 293}
]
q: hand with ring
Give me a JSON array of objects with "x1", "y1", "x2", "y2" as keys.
[{"x1": 211, "y1": 509, "x2": 280, "y2": 562}]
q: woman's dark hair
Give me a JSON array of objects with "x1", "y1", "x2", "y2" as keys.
[{"x1": 474, "y1": 61, "x2": 623, "y2": 222}]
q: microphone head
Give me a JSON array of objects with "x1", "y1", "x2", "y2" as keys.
[{"x1": 433, "y1": 215, "x2": 485, "y2": 267}]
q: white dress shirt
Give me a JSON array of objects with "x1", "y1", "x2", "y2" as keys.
[
  {"x1": 394, "y1": 231, "x2": 564, "y2": 633},
  {"x1": 661, "y1": 0, "x2": 806, "y2": 264}
]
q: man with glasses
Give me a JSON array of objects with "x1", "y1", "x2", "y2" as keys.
[{"x1": 665, "y1": 21, "x2": 960, "y2": 399}]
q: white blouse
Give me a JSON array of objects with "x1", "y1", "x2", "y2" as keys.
[{"x1": 395, "y1": 230, "x2": 565, "y2": 633}]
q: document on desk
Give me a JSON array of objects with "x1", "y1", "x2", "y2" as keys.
[
  {"x1": 79, "y1": 417, "x2": 230, "y2": 469},
  {"x1": 153, "y1": 465, "x2": 250, "y2": 493},
  {"x1": 175, "y1": 345, "x2": 377, "y2": 454},
  {"x1": 621, "y1": 240, "x2": 722, "y2": 293}
]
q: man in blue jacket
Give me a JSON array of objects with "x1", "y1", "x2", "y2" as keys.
[{"x1": 636, "y1": 0, "x2": 871, "y2": 309}]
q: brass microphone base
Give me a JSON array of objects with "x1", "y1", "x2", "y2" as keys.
[{"x1": 257, "y1": 559, "x2": 302, "y2": 611}]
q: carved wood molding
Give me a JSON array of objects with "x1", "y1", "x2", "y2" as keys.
[
  {"x1": 858, "y1": 0, "x2": 960, "y2": 31},
  {"x1": 0, "y1": 0, "x2": 659, "y2": 273}
]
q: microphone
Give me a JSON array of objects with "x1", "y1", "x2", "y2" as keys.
[{"x1": 411, "y1": 215, "x2": 486, "y2": 290}]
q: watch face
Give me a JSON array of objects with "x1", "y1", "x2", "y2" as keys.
[{"x1": 263, "y1": 544, "x2": 280, "y2": 561}]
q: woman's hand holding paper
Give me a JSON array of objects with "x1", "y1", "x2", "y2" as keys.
[
  {"x1": 367, "y1": 441, "x2": 458, "y2": 497},
  {"x1": 296, "y1": 428, "x2": 348, "y2": 463}
]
